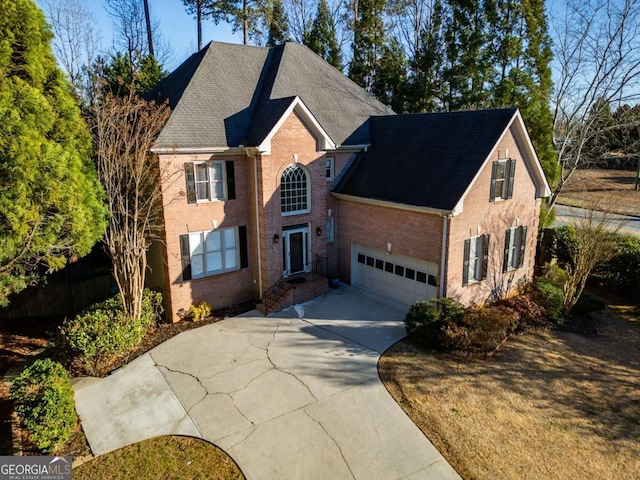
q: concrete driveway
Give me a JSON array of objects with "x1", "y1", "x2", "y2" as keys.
[{"x1": 74, "y1": 285, "x2": 460, "y2": 479}]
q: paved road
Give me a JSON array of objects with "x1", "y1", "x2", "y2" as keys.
[
  {"x1": 554, "y1": 204, "x2": 640, "y2": 237},
  {"x1": 74, "y1": 286, "x2": 461, "y2": 480}
]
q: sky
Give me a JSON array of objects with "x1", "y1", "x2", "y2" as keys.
[{"x1": 40, "y1": 1, "x2": 244, "y2": 71}]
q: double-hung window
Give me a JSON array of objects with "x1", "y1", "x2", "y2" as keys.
[
  {"x1": 463, "y1": 234, "x2": 489, "y2": 286},
  {"x1": 503, "y1": 226, "x2": 527, "y2": 271},
  {"x1": 326, "y1": 157, "x2": 335, "y2": 181},
  {"x1": 185, "y1": 160, "x2": 236, "y2": 203},
  {"x1": 490, "y1": 159, "x2": 516, "y2": 201},
  {"x1": 180, "y1": 226, "x2": 248, "y2": 280}
]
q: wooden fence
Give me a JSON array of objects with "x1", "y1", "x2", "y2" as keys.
[{"x1": 0, "y1": 274, "x2": 115, "y2": 321}]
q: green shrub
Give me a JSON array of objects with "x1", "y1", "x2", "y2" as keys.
[
  {"x1": 405, "y1": 298, "x2": 465, "y2": 347},
  {"x1": 534, "y1": 279, "x2": 564, "y2": 322},
  {"x1": 11, "y1": 359, "x2": 77, "y2": 452},
  {"x1": 58, "y1": 289, "x2": 162, "y2": 368},
  {"x1": 441, "y1": 306, "x2": 514, "y2": 353},
  {"x1": 541, "y1": 263, "x2": 569, "y2": 289},
  {"x1": 188, "y1": 301, "x2": 212, "y2": 322},
  {"x1": 573, "y1": 291, "x2": 605, "y2": 314},
  {"x1": 595, "y1": 234, "x2": 640, "y2": 297}
]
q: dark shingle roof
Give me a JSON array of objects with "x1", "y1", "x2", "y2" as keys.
[
  {"x1": 333, "y1": 108, "x2": 518, "y2": 211},
  {"x1": 151, "y1": 42, "x2": 390, "y2": 149}
]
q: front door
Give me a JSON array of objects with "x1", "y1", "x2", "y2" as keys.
[{"x1": 283, "y1": 227, "x2": 309, "y2": 275}]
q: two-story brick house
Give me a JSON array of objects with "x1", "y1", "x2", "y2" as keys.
[{"x1": 146, "y1": 41, "x2": 550, "y2": 321}]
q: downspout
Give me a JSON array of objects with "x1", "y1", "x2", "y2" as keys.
[
  {"x1": 439, "y1": 214, "x2": 451, "y2": 298},
  {"x1": 246, "y1": 148, "x2": 263, "y2": 299}
]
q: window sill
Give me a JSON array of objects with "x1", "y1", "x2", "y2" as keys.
[{"x1": 281, "y1": 210, "x2": 311, "y2": 217}]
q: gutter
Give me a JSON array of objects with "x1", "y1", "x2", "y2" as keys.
[{"x1": 246, "y1": 148, "x2": 263, "y2": 299}]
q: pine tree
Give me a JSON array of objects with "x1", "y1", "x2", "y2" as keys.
[
  {"x1": 266, "y1": 0, "x2": 290, "y2": 46},
  {"x1": 303, "y1": 0, "x2": 342, "y2": 70},
  {"x1": 441, "y1": 0, "x2": 492, "y2": 110},
  {"x1": 372, "y1": 38, "x2": 408, "y2": 111},
  {"x1": 486, "y1": 0, "x2": 557, "y2": 184},
  {"x1": 94, "y1": 51, "x2": 167, "y2": 97},
  {"x1": 406, "y1": 0, "x2": 445, "y2": 112},
  {"x1": 0, "y1": 0, "x2": 107, "y2": 305},
  {"x1": 349, "y1": 0, "x2": 387, "y2": 91}
]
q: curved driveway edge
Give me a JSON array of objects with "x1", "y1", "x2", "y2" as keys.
[{"x1": 74, "y1": 285, "x2": 461, "y2": 479}]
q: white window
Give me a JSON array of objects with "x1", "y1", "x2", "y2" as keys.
[
  {"x1": 326, "y1": 216, "x2": 335, "y2": 243},
  {"x1": 463, "y1": 234, "x2": 489, "y2": 286},
  {"x1": 281, "y1": 164, "x2": 310, "y2": 215},
  {"x1": 185, "y1": 161, "x2": 226, "y2": 203},
  {"x1": 180, "y1": 227, "x2": 238, "y2": 279},
  {"x1": 326, "y1": 157, "x2": 335, "y2": 181},
  {"x1": 503, "y1": 226, "x2": 528, "y2": 271},
  {"x1": 490, "y1": 159, "x2": 516, "y2": 201}
]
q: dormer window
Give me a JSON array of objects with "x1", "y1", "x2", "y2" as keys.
[
  {"x1": 490, "y1": 159, "x2": 516, "y2": 201},
  {"x1": 281, "y1": 164, "x2": 310, "y2": 215}
]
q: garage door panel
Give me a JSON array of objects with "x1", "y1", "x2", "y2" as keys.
[{"x1": 353, "y1": 244, "x2": 438, "y2": 307}]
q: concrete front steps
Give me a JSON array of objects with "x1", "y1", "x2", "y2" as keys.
[{"x1": 257, "y1": 277, "x2": 329, "y2": 315}]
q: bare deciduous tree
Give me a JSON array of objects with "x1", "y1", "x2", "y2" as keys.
[
  {"x1": 40, "y1": 0, "x2": 102, "y2": 97},
  {"x1": 559, "y1": 198, "x2": 625, "y2": 314},
  {"x1": 105, "y1": 0, "x2": 173, "y2": 66},
  {"x1": 548, "y1": 0, "x2": 640, "y2": 214},
  {"x1": 91, "y1": 93, "x2": 171, "y2": 320}
]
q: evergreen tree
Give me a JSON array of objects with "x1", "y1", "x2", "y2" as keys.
[
  {"x1": 441, "y1": 0, "x2": 491, "y2": 110},
  {"x1": 0, "y1": 0, "x2": 106, "y2": 304},
  {"x1": 303, "y1": 0, "x2": 342, "y2": 70},
  {"x1": 486, "y1": 0, "x2": 557, "y2": 184},
  {"x1": 266, "y1": 0, "x2": 290, "y2": 46},
  {"x1": 406, "y1": 0, "x2": 445, "y2": 112},
  {"x1": 372, "y1": 38, "x2": 408, "y2": 111},
  {"x1": 95, "y1": 51, "x2": 167, "y2": 97},
  {"x1": 349, "y1": 0, "x2": 387, "y2": 91}
]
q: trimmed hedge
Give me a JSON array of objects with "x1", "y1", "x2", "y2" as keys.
[
  {"x1": 11, "y1": 359, "x2": 77, "y2": 452},
  {"x1": 404, "y1": 298, "x2": 465, "y2": 348}
]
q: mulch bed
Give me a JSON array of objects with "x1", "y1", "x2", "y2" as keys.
[{"x1": 0, "y1": 300, "x2": 257, "y2": 456}]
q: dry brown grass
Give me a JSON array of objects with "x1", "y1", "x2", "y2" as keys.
[
  {"x1": 559, "y1": 169, "x2": 640, "y2": 216},
  {"x1": 73, "y1": 436, "x2": 244, "y2": 480},
  {"x1": 379, "y1": 307, "x2": 640, "y2": 480}
]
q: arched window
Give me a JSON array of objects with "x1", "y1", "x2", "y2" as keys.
[{"x1": 281, "y1": 164, "x2": 310, "y2": 215}]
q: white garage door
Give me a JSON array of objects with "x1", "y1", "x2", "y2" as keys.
[{"x1": 353, "y1": 244, "x2": 439, "y2": 306}]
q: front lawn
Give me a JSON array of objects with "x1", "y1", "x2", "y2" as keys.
[
  {"x1": 74, "y1": 436, "x2": 244, "y2": 480},
  {"x1": 379, "y1": 305, "x2": 640, "y2": 480}
]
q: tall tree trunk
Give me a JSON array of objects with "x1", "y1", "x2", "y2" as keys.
[
  {"x1": 243, "y1": 0, "x2": 249, "y2": 44},
  {"x1": 197, "y1": 2, "x2": 202, "y2": 50},
  {"x1": 143, "y1": 0, "x2": 154, "y2": 57}
]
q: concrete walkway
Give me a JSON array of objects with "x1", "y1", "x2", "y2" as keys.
[{"x1": 74, "y1": 286, "x2": 461, "y2": 479}]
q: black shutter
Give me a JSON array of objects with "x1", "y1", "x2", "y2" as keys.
[
  {"x1": 507, "y1": 159, "x2": 516, "y2": 199},
  {"x1": 462, "y1": 238, "x2": 471, "y2": 286},
  {"x1": 239, "y1": 226, "x2": 248, "y2": 268},
  {"x1": 185, "y1": 163, "x2": 196, "y2": 203},
  {"x1": 490, "y1": 161, "x2": 498, "y2": 202},
  {"x1": 503, "y1": 229, "x2": 511, "y2": 272},
  {"x1": 481, "y1": 235, "x2": 489, "y2": 280},
  {"x1": 518, "y1": 226, "x2": 527, "y2": 268},
  {"x1": 226, "y1": 161, "x2": 236, "y2": 200},
  {"x1": 179, "y1": 235, "x2": 192, "y2": 280}
]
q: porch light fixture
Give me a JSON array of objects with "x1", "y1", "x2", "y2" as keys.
[
  {"x1": 387, "y1": 242, "x2": 392, "y2": 254},
  {"x1": 316, "y1": 227, "x2": 322, "y2": 236},
  {"x1": 273, "y1": 234, "x2": 280, "y2": 243}
]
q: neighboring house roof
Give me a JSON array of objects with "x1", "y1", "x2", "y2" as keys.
[
  {"x1": 149, "y1": 41, "x2": 391, "y2": 151},
  {"x1": 333, "y1": 108, "x2": 550, "y2": 213}
]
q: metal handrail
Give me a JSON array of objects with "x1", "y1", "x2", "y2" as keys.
[{"x1": 262, "y1": 255, "x2": 327, "y2": 313}]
